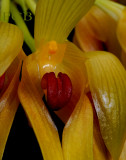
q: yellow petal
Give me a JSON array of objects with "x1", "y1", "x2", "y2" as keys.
[
  {"x1": 74, "y1": 16, "x2": 104, "y2": 52},
  {"x1": 55, "y1": 42, "x2": 87, "y2": 122},
  {"x1": 0, "y1": 57, "x2": 22, "y2": 159},
  {"x1": 18, "y1": 59, "x2": 63, "y2": 160},
  {"x1": 0, "y1": 22, "x2": 23, "y2": 76},
  {"x1": 54, "y1": 61, "x2": 85, "y2": 123},
  {"x1": 85, "y1": 51, "x2": 126, "y2": 160},
  {"x1": 95, "y1": 0, "x2": 124, "y2": 21},
  {"x1": 34, "y1": 0, "x2": 95, "y2": 48},
  {"x1": 62, "y1": 95, "x2": 93, "y2": 160},
  {"x1": 74, "y1": 6, "x2": 121, "y2": 58},
  {"x1": 93, "y1": 104, "x2": 111, "y2": 160}
]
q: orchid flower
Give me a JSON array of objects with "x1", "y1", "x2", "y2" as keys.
[
  {"x1": 0, "y1": 0, "x2": 126, "y2": 160},
  {"x1": 16, "y1": 0, "x2": 126, "y2": 160},
  {"x1": 18, "y1": 0, "x2": 96, "y2": 159}
]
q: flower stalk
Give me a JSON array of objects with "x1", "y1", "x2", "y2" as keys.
[
  {"x1": 25, "y1": 0, "x2": 36, "y2": 15},
  {"x1": 10, "y1": 2, "x2": 35, "y2": 52},
  {"x1": 0, "y1": 0, "x2": 10, "y2": 22}
]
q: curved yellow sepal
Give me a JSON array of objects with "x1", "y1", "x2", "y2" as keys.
[
  {"x1": 62, "y1": 95, "x2": 93, "y2": 160},
  {"x1": 93, "y1": 107, "x2": 111, "y2": 160},
  {"x1": 74, "y1": 6, "x2": 121, "y2": 58},
  {"x1": 35, "y1": 0, "x2": 95, "y2": 48},
  {"x1": 0, "y1": 22, "x2": 23, "y2": 76},
  {"x1": 0, "y1": 57, "x2": 22, "y2": 159},
  {"x1": 18, "y1": 59, "x2": 63, "y2": 160},
  {"x1": 85, "y1": 51, "x2": 126, "y2": 160}
]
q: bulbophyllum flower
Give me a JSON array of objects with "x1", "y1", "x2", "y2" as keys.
[
  {"x1": 0, "y1": 22, "x2": 24, "y2": 159},
  {"x1": 18, "y1": 0, "x2": 96, "y2": 159},
  {"x1": 0, "y1": 0, "x2": 125, "y2": 160},
  {"x1": 16, "y1": 1, "x2": 126, "y2": 160}
]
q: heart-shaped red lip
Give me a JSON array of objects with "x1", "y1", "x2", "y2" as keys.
[{"x1": 41, "y1": 72, "x2": 72, "y2": 110}]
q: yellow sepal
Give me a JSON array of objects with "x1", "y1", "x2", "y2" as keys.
[
  {"x1": 62, "y1": 95, "x2": 93, "y2": 160},
  {"x1": 85, "y1": 51, "x2": 126, "y2": 160},
  {"x1": 93, "y1": 105, "x2": 111, "y2": 160},
  {"x1": 0, "y1": 55, "x2": 22, "y2": 159},
  {"x1": 35, "y1": 0, "x2": 95, "y2": 48},
  {"x1": 0, "y1": 22, "x2": 23, "y2": 76},
  {"x1": 18, "y1": 59, "x2": 64, "y2": 160}
]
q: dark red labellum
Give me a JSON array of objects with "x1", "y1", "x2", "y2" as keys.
[{"x1": 41, "y1": 72, "x2": 72, "y2": 110}]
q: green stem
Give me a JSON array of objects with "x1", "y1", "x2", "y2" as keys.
[
  {"x1": 14, "y1": 0, "x2": 27, "y2": 15},
  {"x1": 95, "y1": 0, "x2": 125, "y2": 21},
  {"x1": 0, "y1": 0, "x2": 10, "y2": 22},
  {"x1": 10, "y1": 2, "x2": 35, "y2": 52},
  {"x1": 25, "y1": 0, "x2": 36, "y2": 15}
]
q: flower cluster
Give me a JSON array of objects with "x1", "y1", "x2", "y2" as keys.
[{"x1": 0, "y1": 0, "x2": 126, "y2": 160}]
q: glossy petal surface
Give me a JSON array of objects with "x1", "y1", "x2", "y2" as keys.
[
  {"x1": 93, "y1": 103, "x2": 111, "y2": 160},
  {"x1": 85, "y1": 51, "x2": 126, "y2": 160},
  {"x1": 62, "y1": 95, "x2": 93, "y2": 160},
  {"x1": 18, "y1": 59, "x2": 64, "y2": 160}
]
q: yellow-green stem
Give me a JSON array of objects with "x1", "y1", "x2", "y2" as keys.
[
  {"x1": 14, "y1": 0, "x2": 27, "y2": 15},
  {"x1": 10, "y1": 2, "x2": 35, "y2": 52},
  {"x1": 0, "y1": 0, "x2": 10, "y2": 22},
  {"x1": 25, "y1": 0, "x2": 36, "y2": 15}
]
